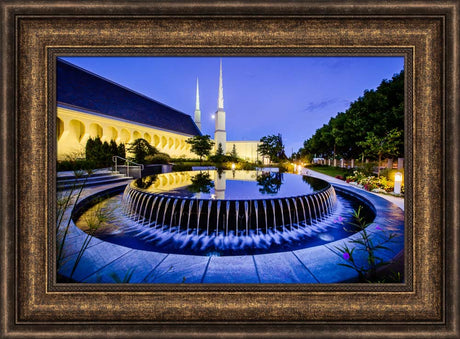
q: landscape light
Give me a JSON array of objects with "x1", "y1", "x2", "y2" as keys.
[
  {"x1": 231, "y1": 163, "x2": 236, "y2": 170},
  {"x1": 394, "y1": 172, "x2": 403, "y2": 194}
]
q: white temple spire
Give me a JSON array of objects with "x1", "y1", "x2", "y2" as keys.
[
  {"x1": 214, "y1": 59, "x2": 227, "y2": 152},
  {"x1": 195, "y1": 77, "x2": 200, "y2": 110},
  {"x1": 194, "y1": 77, "x2": 201, "y2": 131},
  {"x1": 218, "y1": 58, "x2": 224, "y2": 110}
]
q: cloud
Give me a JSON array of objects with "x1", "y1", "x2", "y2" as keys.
[{"x1": 304, "y1": 98, "x2": 350, "y2": 113}]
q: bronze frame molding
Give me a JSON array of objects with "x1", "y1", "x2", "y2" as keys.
[{"x1": 1, "y1": 1, "x2": 458, "y2": 338}]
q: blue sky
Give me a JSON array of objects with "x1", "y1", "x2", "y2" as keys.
[{"x1": 61, "y1": 56, "x2": 404, "y2": 155}]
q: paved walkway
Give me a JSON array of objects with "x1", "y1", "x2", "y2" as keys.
[{"x1": 304, "y1": 169, "x2": 405, "y2": 211}]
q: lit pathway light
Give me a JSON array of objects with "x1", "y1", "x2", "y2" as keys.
[{"x1": 394, "y1": 172, "x2": 403, "y2": 194}]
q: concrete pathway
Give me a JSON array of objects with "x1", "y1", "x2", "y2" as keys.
[{"x1": 304, "y1": 168, "x2": 405, "y2": 211}]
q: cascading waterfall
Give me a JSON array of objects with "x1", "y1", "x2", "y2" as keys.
[
  {"x1": 77, "y1": 171, "x2": 377, "y2": 256},
  {"x1": 121, "y1": 183, "x2": 338, "y2": 237}
]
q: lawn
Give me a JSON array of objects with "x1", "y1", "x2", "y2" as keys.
[{"x1": 307, "y1": 165, "x2": 352, "y2": 178}]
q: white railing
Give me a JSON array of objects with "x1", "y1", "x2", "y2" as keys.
[{"x1": 112, "y1": 156, "x2": 144, "y2": 178}]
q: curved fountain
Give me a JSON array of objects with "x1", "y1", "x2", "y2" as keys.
[
  {"x1": 60, "y1": 169, "x2": 405, "y2": 283},
  {"x1": 86, "y1": 170, "x2": 375, "y2": 256},
  {"x1": 122, "y1": 170, "x2": 338, "y2": 235}
]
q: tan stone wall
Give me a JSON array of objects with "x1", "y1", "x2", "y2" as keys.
[
  {"x1": 57, "y1": 106, "x2": 197, "y2": 160},
  {"x1": 226, "y1": 140, "x2": 260, "y2": 162}
]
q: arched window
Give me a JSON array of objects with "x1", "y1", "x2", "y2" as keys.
[
  {"x1": 133, "y1": 131, "x2": 141, "y2": 141},
  {"x1": 57, "y1": 117, "x2": 64, "y2": 141},
  {"x1": 89, "y1": 123, "x2": 103, "y2": 138},
  {"x1": 107, "y1": 127, "x2": 118, "y2": 141},
  {"x1": 69, "y1": 119, "x2": 85, "y2": 142},
  {"x1": 153, "y1": 134, "x2": 160, "y2": 147},
  {"x1": 144, "y1": 133, "x2": 152, "y2": 144},
  {"x1": 120, "y1": 129, "x2": 130, "y2": 143}
]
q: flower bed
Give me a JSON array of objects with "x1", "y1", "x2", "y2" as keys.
[{"x1": 345, "y1": 170, "x2": 396, "y2": 192}]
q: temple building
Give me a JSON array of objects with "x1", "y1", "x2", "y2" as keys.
[{"x1": 56, "y1": 58, "x2": 260, "y2": 162}]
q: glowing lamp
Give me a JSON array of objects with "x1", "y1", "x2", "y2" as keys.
[
  {"x1": 231, "y1": 163, "x2": 236, "y2": 170},
  {"x1": 394, "y1": 172, "x2": 402, "y2": 194},
  {"x1": 211, "y1": 114, "x2": 215, "y2": 119}
]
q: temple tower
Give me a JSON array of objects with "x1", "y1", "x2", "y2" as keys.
[
  {"x1": 214, "y1": 59, "x2": 227, "y2": 153},
  {"x1": 194, "y1": 78, "x2": 201, "y2": 131}
]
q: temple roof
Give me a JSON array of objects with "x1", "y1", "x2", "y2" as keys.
[{"x1": 56, "y1": 59, "x2": 201, "y2": 136}]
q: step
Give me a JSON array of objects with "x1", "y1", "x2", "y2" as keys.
[
  {"x1": 57, "y1": 168, "x2": 113, "y2": 178},
  {"x1": 57, "y1": 173, "x2": 126, "y2": 184},
  {"x1": 57, "y1": 177, "x2": 133, "y2": 191},
  {"x1": 57, "y1": 170, "x2": 120, "y2": 179}
]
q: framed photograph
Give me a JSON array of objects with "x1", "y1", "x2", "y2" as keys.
[
  {"x1": 54, "y1": 55, "x2": 406, "y2": 285},
  {"x1": 1, "y1": 1, "x2": 458, "y2": 338}
]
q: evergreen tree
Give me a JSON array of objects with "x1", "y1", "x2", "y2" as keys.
[
  {"x1": 117, "y1": 143, "x2": 126, "y2": 158},
  {"x1": 216, "y1": 143, "x2": 224, "y2": 157},
  {"x1": 230, "y1": 144, "x2": 238, "y2": 161},
  {"x1": 110, "y1": 140, "x2": 118, "y2": 157},
  {"x1": 101, "y1": 141, "x2": 111, "y2": 166}
]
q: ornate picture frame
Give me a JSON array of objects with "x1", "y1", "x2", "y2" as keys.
[{"x1": 1, "y1": 1, "x2": 458, "y2": 337}]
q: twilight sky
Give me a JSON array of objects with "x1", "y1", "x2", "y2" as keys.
[{"x1": 61, "y1": 56, "x2": 404, "y2": 155}]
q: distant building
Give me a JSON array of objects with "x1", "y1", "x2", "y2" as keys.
[
  {"x1": 210, "y1": 59, "x2": 259, "y2": 161},
  {"x1": 57, "y1": 59, "x2": 259, "y2": 162},
  {"x1": 312, "y1": 157, "x2": 326, "y2": 165}
]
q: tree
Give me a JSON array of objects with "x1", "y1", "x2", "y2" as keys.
[
  {"x1": 186, "y1": 135, "x2": 215, "y2": 164},
  {"x1": 85, "y1": 137, "x2": 125, "y2": 167},
  {"x1": 230, "y1": 144, "x2": 238, "y2": 161},
  {"x1": 256, "y1": 172, "x2": 282, "y2": 195},
  {"x1": 85, "y1": 136, "x2": 104, "y2": 166},
  {"x1": 357, "y1": 128, "x2": 403, "y2": 177},
  {"x1": 299, "y1": 70, "x2": 404, "y2": 162},
  {"x1": 216, "y1": 143, "x2": 224, "y2": 156},
  {"x1": 188, "y1": 172, "x2": 214, "y2": 193},
  {"x1": 257, "y1": 134, "x2": 286, "y2": 163},
  {"x1": 110, "y1": 140, "x2": 118, "y2": 157},
  {"x1": 127, "y1": 138, "x2": 158, "y2": 164},
  {"x1": 117, "y1": 143, "x2": 126, "y2": 158}
]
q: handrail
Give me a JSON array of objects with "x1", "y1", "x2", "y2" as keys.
[{"x1": 112, "y1": 156, "x2": 144, "y2": 177}]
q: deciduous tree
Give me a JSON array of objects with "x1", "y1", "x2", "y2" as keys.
[{"x1": 186, "y1": 135, "x2": 215, "y2": 164}]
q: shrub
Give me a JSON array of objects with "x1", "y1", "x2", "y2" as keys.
[
  {"x1": 221, "y1": 161, "x2": 256, "y2": 171},
  {"x1": 208, "y1": 154, "x2": 232, "y2": 163},
  {"x1": 380, "y1": 168, "x2": 405, "y2": 185},
  {"x1": 57, "y1": 158, "x2": 97, "y2": 172},
  {"x1": 358, "y1": 162, "x2": 377, "y2": 176},
  {"x1": 85, "y1": 137, "x2": 125, "y2": 168},
  {"x1": 127, "y1": 138, "x2": 158, "y2": 164},
  {"x1": 172, "y1": 163, "x2": 193, "y2": 172},
  {"x1": 277, "y1": 161, "x2": 293, "y2": 173},
  {"x1": 145, "y1": 153, "x2": 171, "y2": 164}
]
